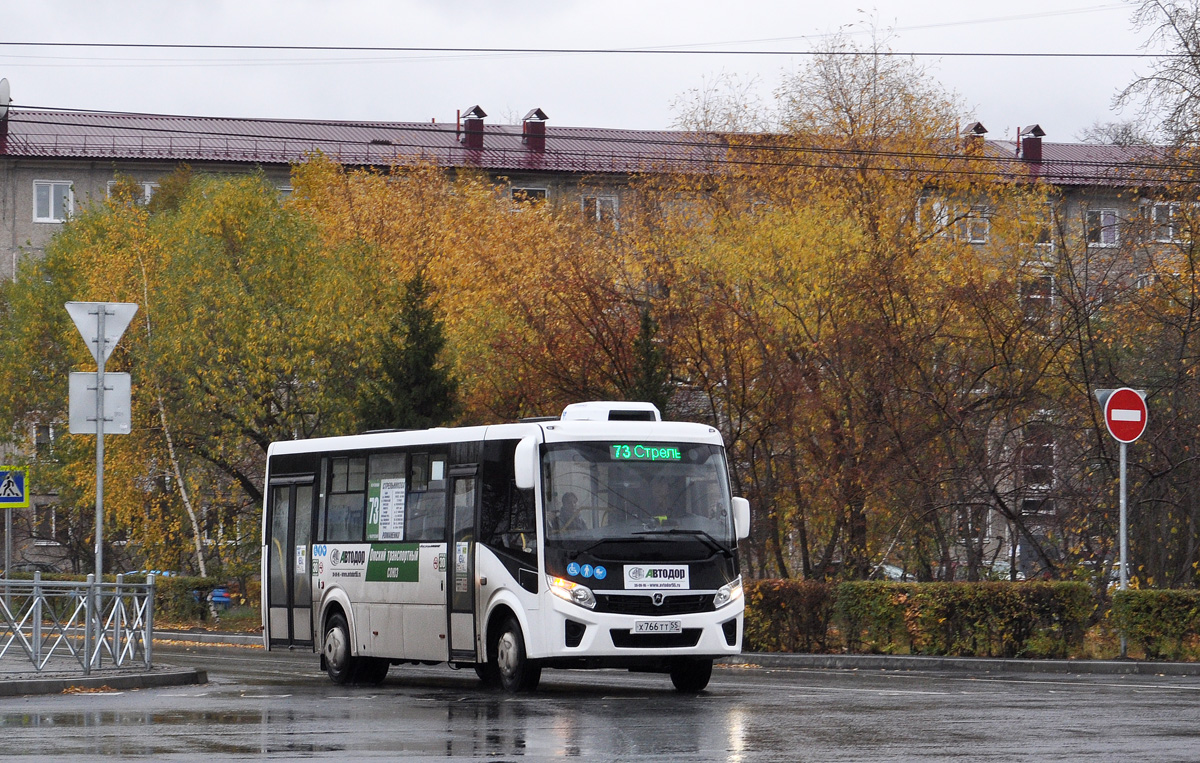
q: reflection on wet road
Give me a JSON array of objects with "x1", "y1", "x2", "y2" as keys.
[{"x1": 2, "y1": 644, "x2": 1199, "y2": 761}]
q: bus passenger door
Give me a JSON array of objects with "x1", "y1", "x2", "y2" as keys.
[
  {"x1": 447, "y1": 471, "x2": 478, "y2": 661},
  {"x1": 266, "y1": 477, "x2": 315, "y2": 648}
]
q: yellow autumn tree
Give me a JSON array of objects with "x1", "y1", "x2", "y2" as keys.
[{"x1": 634, "y1": 36, "x2": 1068, "y2": 580}]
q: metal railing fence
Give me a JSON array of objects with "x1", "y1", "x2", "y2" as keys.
[{"x1": 0, "y1": 573, "x2": 155, "y2": 675}]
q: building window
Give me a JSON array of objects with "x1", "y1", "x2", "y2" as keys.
[
  {"x1": 1020, "y1": 268, "x2": 1055, "y2": 325},
  {"x1": 34, "y1": 423, "x2": 54, "y2": 461},
  {"x1": 1019, "y1": 423, "x2": 1055, "y2": 489},
  {"x1": 202, "y1": 506, "x2": 243, "y2": 546},
  {"x1": 511, "y1": 187, "x2": 547, "y2": 205},
  {"x1": 963, "y1": 205, "x2": 990, "y2": 244},
  {"x1": 1151, "y1": 202, "x2": 1180, "y2": 243},
  {"x1": 1086, "y1": 209, "x2": 1119, "y2": 248},
  {"x1": 36, "y1": 505, "x2": 61, "y2": 546},
  {"x1": 34, "y1": 181, "x2": 74, "y2": 223},
  {"x1": 107, "y1": 180, "x2": 158, "y2": 206},
  {"x1": 917, "y1": 196, "x2": 950, "y2": 237},
  {"x1": 582, "y1": 195, "x2": 618, "y2": 225},
  {"x1": 1034, "y1": 205, "x2": 1057, "y2": 250}
]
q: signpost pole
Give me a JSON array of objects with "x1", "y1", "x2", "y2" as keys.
[
  {"x1": 66, "y1": 300, "x2": 137, "y2": 670},
  {"x1": 1119, "y1": 442, "x2": 1128, "y2": 592},
  {"x1": 95, "y1": 306, "x2": 106, "y2": 582},
  {"x1": 1096, "y1": 387, "x2": 1145, "y2": 660},
  {"x1": 0, "y1": 466, "x2": 30, "y2": 610},
  {"x1": 92, "y1": 306, "x2": 107, "y2": 670},
  {"x1": 1119, "y1": 441, "x2": 1128, "y2": 658},
  {"x1": 3, "y1": 507, "x2": 9, "y2": 611}
]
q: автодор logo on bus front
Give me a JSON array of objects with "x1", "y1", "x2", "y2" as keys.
[{"x1": 624, "y1": 565, "x2": 689, "y2": 590}]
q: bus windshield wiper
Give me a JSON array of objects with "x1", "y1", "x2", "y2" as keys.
[
  {"x1": 570, "y1": 536, "x2": 658, "y2": 559},
  {"x1": 633, "y1": 528, "x2": 733, "y2": 557}
]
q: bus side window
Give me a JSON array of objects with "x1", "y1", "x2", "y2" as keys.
[
  {"x1": 480, "y1": 440, "x2": 536, "y2": 555},
  {"x1": 326, "y1": 456, "x2": 367, "y2": 542},
  {"x1": 406, "y1": 454, "x2": 446, "y2": 541}
]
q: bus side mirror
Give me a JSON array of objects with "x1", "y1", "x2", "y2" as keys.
[
  {"x1": 514, "y1": 436, "x2": 539, "y2": 490},
  {"x1": 732, "y1": 497, "x2": 750, "y2": 540}
]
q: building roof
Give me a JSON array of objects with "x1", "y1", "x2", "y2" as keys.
[
  {"x1": 0, "y1": 109, "x2": 724, "y2": 175},
  {"x1": 0, "y1": 109, "x2": 1180, "y2": 188},
  {"x1": 989, "y1": 140, "x2": 1172, "y2": 188}
]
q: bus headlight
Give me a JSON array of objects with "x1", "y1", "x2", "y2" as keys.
[
  {"x1": 714, "y1": 576, "x2": 743, "y2": 609},
  {"x1": 548, "y1": 576, "x2": 597, "y2": 609}
]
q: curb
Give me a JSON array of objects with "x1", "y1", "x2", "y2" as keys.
[
  {"x1": 0, "y1": 666, "x2": 208, "y2": 697},
  {"x1": 154, "y1": 630, "x2": 264, "y2": 647},
  {"x1": 145, "y1": 632, "x2": 1200, "y2": 678},
  {"x1": 726, "y1": 652, "x2": 1200, "y2": 676},
  {"x1": 144, "y1": 632, "x2": 1200, "y2": 678}
]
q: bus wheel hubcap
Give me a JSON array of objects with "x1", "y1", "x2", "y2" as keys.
[
  {"x1": 497, "y1": 632, "x2": 517, "y2": 676},
  {"x1": 326, "y1": 628, "x2": 347, "y2": 669}
]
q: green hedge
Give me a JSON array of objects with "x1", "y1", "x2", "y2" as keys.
[
  {"x1": 746, "y1": 580, "x2": 1095, "y2": 658},
  {"x1": 837, "y1": 581, "x2": 1093, "y2": 658},
  {"x1": 1111, "y1": 589, "x2": 1200, "y2": 660},
  {"x1": 743, "y1": 579, "x2": 834, "y2": 652}
]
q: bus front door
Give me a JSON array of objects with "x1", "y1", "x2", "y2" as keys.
[
  {"x1": 266, "y1": 478, "x2": 315, "y2": 648},
  {"x1": 448, "y1": 472, "x2": 478, "y2": 661}
]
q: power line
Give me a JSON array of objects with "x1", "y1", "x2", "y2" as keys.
[
  {"x1": 0, "y1": 40, "x2": 1167, "y2": 59},
  {"x1": 536, "y1": 5, "x2": 1129, "y2": 52}
]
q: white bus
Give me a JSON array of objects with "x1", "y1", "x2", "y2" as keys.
[{"x1": 262, "y1": 401, "x2": 750, "y2": 692}]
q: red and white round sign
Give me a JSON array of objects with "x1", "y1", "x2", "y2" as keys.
[{"x1": 1104, "y1": 387, "x2": 1148, "y2": 443}]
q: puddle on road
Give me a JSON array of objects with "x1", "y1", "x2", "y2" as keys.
[
  {"x1": 0, "y1": 709, "x2": 347, "y2": 756},
  {"x1": 0, "y1": 709, "x2": 297, "y2": 727}
]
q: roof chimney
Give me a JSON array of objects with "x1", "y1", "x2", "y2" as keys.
[
  {"x1": 461, "y1": 105, "x2": 486, "y2": 151},
  {"x1": 1019, "y1": 124, "x2": 1045, "y2": 163},
  {"x1": 961, "y1": 121, "x2": 987, "y2": 154},
  {"x1": 522, "y1": 108, "x2": 548, "y2": 153}
]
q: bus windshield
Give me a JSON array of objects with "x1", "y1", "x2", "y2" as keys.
[{"x1": 542, "y1": 441, "x2": 734, "y2": 548}]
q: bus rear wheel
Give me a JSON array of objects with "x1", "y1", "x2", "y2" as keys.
[
  {"x1": 494, "y1": 616, "x2": 540, "y2": 692},
  {"x1": 669, "y1": 657, "x2": 713, "y2": 693},
  {"x1": 324, "y1": 613, "x2": 358, "y2": 685},
  {"x1": 474, "y1": 661, "x2": 500, "y2": 687}
]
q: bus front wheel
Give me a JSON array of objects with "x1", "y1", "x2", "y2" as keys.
[
  {"x1": 669, "y1": 657, "x2": 713, "y2": 693},
  {"x1": 324, "y1": 612, "x2": 358, "y2": 685},
  {"x1": 494, "y1": 616, "x2": 541, "y2": 692},
  {"x1": 356, "y1": 657, "x2": 390, "y2": 685}
]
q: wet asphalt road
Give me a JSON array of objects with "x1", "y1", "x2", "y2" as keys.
[{"x1": 1, "y1": 643, "x2": 1199, "y2": 761}]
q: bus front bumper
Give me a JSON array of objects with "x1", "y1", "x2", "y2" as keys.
[{"x1": 528, "y1": 592, "x2": 744, "y2": 662}]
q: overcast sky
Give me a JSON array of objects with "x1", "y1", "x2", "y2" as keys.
[{"x1": 0, "y1": 0, "x2": 1166, "y2": 143}]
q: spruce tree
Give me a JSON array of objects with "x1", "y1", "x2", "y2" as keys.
[
  {"x1": 627, "y1": 304, "x2": 673, "y2": 414},
  {"x1": 358, "y1": 269, "x2": 460, "y2": 430}
]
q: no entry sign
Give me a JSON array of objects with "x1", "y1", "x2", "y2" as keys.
[{"x1": 1103, "y1": 387, "x2": 1148, "y2": 443}]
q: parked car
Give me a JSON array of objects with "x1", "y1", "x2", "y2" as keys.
[{"x1": 873, "y1": 564, "x2": 915, "y2": 582}]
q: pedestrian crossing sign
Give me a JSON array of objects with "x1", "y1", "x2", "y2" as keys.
[{"x1": 0, "y1": 466, "x2": 29, "y2": 509}]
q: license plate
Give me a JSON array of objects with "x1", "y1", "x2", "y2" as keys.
[{"x1": 633, "y1": 620, "x2": 682, "y2": 634}]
